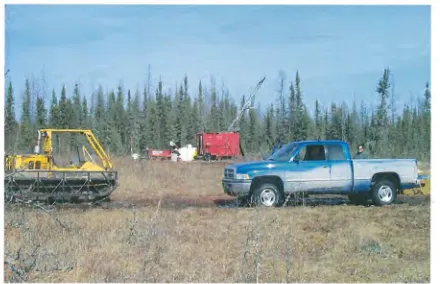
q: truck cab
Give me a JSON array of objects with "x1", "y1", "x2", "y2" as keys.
[{"x1": 222, "y1": 140, "x2": 420, "y2": 207}]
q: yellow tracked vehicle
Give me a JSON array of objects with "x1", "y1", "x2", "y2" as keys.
[{"x1": 4, "y1": 129, "x2": 118, "y2": 203}]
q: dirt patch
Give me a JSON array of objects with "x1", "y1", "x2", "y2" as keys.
[
  {"x1": 28, "y1": 195, "x2": 239, "y2": 211},
  {"x1": 4, "y1": 190, "x2": 429, "y2": 213},
  {"x1": 106, "y1": 195, "x2": 238, "y2": 210},
  {"x1": 13, "y1": 193, "x2": 428, "y2": 211},
  {"x1": 396, "y1": 194, "x2": 430, "y2": 206}
]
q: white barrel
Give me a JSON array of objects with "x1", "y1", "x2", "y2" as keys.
[{"x1": 171, "y1": 153, "x2": 179, "y2": 162}]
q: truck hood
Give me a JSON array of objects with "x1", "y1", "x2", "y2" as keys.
[{"x1": 227, "y1": 160, "x2": 280, "y2": 175}]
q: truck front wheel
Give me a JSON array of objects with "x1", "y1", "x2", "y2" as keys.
[
  {"x1": 371, "y1": 180, "x2": 397, "y2": 206},
  {"x1": 251, "y1": 183, "x2": 284, "y2": 207}
]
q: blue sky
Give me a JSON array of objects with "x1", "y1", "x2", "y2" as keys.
[{"x1": 5, "y1": 4, "x2": 431, "y2": 116}]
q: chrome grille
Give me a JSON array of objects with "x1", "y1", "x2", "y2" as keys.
[{"x1": 224, "y1": 168, "x2": 235, "y2": 179}]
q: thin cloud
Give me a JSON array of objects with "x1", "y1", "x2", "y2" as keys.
[{"x1": 5, "y1": 5, "x2": 430, "y2": 117}]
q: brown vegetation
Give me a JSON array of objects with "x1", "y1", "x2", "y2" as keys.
[{"x1": 4, "y1": 158, "x2": 430, "y2": 282}]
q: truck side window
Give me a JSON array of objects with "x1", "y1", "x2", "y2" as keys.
[
  {"x1": 327, "y1": 144, "x2": 345, "y2": 160},
  {"x1": 303, "y1": 145, "x2": 326, "y2": 161}
]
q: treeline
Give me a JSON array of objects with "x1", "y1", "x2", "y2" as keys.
[{"x1": 4, "y1": 68, "x2": 431, "y2": 161}]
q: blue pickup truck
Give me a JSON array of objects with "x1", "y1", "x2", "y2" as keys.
[{"x1": 222, "y1": 140, "x2": 421, "y2": 207}]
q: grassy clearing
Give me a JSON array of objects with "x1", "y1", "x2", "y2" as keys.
[
  {"x1": 4, "y1": 158, "x2": 431, "y2": 282},
  {"x1": 110, "y1": 158, "x2": 239, "y2": 201}
]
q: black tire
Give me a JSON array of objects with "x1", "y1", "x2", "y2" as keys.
[
  {"x1": 348, "y1": 193, "x2": 370, "y2": 205},
  {"x1": 251, "y1": 183, "x2": 284, "y2": 207},
  {"x1": 371, "y1": 179, "x2": 397, "y2": 206}
]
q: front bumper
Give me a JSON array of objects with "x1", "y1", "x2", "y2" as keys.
[{"x1": 222, "y1": 178, "x2": 252, "y2": 197}]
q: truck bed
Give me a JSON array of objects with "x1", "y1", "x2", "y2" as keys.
[{"x1": 352, "y1": 158, "x2": 418, "y2": 191}]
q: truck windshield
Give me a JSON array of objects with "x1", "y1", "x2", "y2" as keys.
[{"x1": 267, "y1": 142, "x2": 300, "y2": 162}]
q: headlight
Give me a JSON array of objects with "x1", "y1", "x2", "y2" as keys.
[{"x1": 236, "y1": 173, "x2": 249, "y2": 180}]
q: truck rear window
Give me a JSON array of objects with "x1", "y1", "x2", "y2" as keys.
[{"x1": 327, "y1": 144, "x2": 345, "y2": 160}]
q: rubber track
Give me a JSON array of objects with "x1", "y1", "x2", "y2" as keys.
[{"x1": 4, "y1": 170, "x2": 118, "y2": 204}]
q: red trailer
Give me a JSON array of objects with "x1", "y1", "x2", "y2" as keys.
[
  {"x1": 195, "y1": 131, "x2": 244, "y2": 161},
  {"x1": 148, "y1": 149, "x2": 172, "y2": 160}
]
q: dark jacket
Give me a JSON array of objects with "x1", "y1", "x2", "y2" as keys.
[{"x1": 354, "y1": 151, "x2": 366, "y2": 159}]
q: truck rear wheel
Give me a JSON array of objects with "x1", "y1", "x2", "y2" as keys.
[
  {"x1": 371, "y1": 180, "x2": 397, "y2": 206},
  {"x1": 251, "y1": 183, "x2": 283, "y2": 207}
]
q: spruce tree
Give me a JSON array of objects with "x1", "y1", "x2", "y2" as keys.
[
  {"x1": 19, "y1": 79, "x2": 33, "y2": 151},
  {"x1": 5, "y1": 82, "x2": 18, "y2": 152},
  {"x1": 375, "y1": 67, "x2": 391, "y2": 156}
]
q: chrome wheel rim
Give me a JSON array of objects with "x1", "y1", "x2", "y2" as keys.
[
  {"x1": 260, "y1": 189, "x2": 276, "y2": 206},
  {"x1": 378, "y1": 185, "x2": 393, "y2": 202}
]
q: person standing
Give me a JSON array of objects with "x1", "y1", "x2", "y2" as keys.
[
  {"x1": 171, "y1": 145, "x2": 181, "y2": 162},
  {"x1": 354, "y1": 144, "x2": 366, "y2": 159}
]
